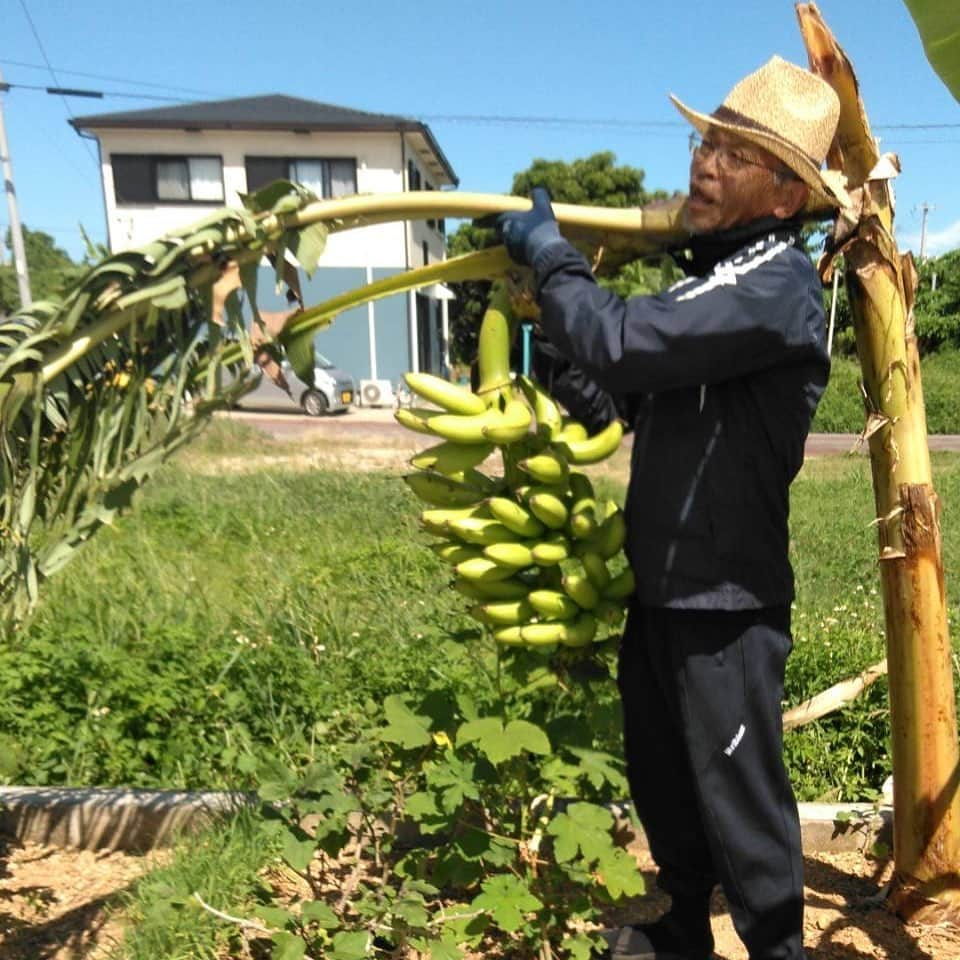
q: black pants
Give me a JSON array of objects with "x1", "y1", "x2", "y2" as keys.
[{"x1": 618, "y1": 604, "x2": 805, "y2": 960}]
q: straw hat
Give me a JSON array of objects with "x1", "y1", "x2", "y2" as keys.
[{"x1": 670, "y1": 55, "x2": 849, "y2": 209}]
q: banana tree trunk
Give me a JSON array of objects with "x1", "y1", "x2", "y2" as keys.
[{"x1": 797, "y1": 2, "x2": 960, "y2": 921}]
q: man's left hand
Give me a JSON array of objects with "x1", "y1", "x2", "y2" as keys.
[{"x1": 494, "y1": 187, "x2": 565, "y2": 267}]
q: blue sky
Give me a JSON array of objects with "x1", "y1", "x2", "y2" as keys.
[{"x1": 2, "y1": 0, "x2": 958, "y2": 264}]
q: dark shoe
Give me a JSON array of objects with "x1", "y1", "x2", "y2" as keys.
[{"x1": 600, "y1": 911, "x2": 715, "y2": 960}]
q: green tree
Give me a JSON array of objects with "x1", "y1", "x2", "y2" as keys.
[
  {"x1": 0, "y1": 226, "x2": 86, "y2": 315},
  {"x1": 446, "y1": 152, "x2": 677, "y2": 368}
]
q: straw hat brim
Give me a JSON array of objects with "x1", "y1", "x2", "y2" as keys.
[{"x1": 670, "y1": 94, "x2": 849, "y2": 211}]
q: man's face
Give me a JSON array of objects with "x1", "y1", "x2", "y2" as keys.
[{"x1": 685, "y1": 129, "x2": 802, "y2": 234}]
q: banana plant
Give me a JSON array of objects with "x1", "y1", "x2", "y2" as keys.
[
  {"x1": 902, "y1": 0, "x2": 960, "y2": 101},
  {"x1": 798, "y1": 2, "x2": 960, "y2": 923},
  {"x1": 0, "y1": 182, "x2": 685, "y2": 632}
]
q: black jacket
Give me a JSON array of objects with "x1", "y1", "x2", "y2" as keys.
[{"x1": 533, "y1": 218, "x2": 830, "y2": 610}]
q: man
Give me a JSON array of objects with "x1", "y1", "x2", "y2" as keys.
[{"x1": 493, "y1": 57, "x2": 846, "y2": 960}]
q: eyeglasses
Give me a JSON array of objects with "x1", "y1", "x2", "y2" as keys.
[{"x1": 689, "y1": 134, "x2": 798, "y2": 179}]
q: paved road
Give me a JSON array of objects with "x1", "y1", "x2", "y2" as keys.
[{"x1": 226, "y1": 409, "x2": 960, "y2": 456}]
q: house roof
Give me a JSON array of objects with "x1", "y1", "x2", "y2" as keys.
[{"x1": 71, "y1": 94, "x2": 458, "y2": 186}]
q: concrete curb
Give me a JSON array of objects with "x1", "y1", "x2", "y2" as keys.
[{"x1": 0, "y1": 787, "x2": 892, "y2": 857}]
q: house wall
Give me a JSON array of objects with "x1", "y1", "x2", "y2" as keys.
[{"x1": 87, "y1": 126, "x2": 453, "y2": 384}]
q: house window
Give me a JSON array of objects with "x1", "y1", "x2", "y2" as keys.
[
  {"x1": 112, "y1": 154, "x2": 224, "y2": 204},
  {"x1": 407, "y1": 160, "x2": 422, "y2": 191},
  {"x1": 244, "y1": 157, "x2": 357, "y2": 198}
]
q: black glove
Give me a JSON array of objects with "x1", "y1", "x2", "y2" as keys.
[{"x1": 494, "y1": 187, "x2": 565, "y2": 267}]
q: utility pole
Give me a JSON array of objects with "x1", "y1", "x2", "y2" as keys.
[
  {"x1": 918, "y1": 202, "x2": 934, "y2": 261},
  {"x1": 0, "y1": 66, "x2": 31, "y2": 308}
]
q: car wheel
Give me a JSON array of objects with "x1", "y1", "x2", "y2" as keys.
[{"x1": 302, "y1": 389, "x2": 329, "y2": 417}]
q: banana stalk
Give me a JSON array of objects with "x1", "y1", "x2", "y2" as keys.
[{"x1": 798, "y1": 2, "x2": 960, "y2": 922}]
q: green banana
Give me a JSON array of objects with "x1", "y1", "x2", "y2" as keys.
[
  {"x1": 456, "y1": 556, "x2": 518, "y2": 583},
  {"x1": 487, "y1": 496, "x2": 545, "y2": 538},
  {"x1": 447, "y1": 517, "x2": 520, "y2": 546},
  {"x1": 555, "y1": 419, "x2": 588, "y2": 443},
  {"x1": 411, "y1": 440, "x2": 494, "y2": 475},
  {"x1": 432, "y1": 541, "x2": 482, "y2": 565},
  {"x1": 556, "y1": 419, "x2": 624, "y2": 465},
  {"x1": 568, "y1": 498, "x2": 598, "y2": 540},
  {"x1": 427, "y1": 406, "x2": 512, "y2": 445},
  {"x1": 454, "y1": 576, "x2": 532, "y2": 602},
  {"x1": 404, "y1": 471, "x2": 487, "y2": 507},
  {"x1": 404, "y1": 371, "x2": 487, "y2": 415},
  {"x1": 421, "y1": 505, "x2": 487, "y2": 536},
  {"x1": 562, "y1": 573, "x2": 600, "y2": 610},
  {"x1": 491, "y1": 624, "x2": 526, "y2": 645},
  {"x1": 481, "y1": 398, "x2": 533, "y2": 444},
  {"x1": 603, "y1": 565, "x2": 636, "y2": 600},
  {"x1": 528, "y1": 589, "x2": 580, "y2": 621},
  {"x1": 527, "y1": 490, "x2": 569, "y2": 530},
  {"x1": 395, "y1": 407, "x2": 446, "y2": 434},
  {"x1": 531, "y1": 535, "x2": 570, "y2": 566},
  {"x1": 518, "y1": 375, "x2": 563, "y2": 440},
  {"x1": 581, "y1": 551, "x2": 612, "y2": 591},
  {"x1": 483, "y1": 541, "x2": 536, "y2": 569},
  {"x1": 473, "y1": 598, "x2": 535, "y2": 626},
  {"x1": 591, "y1": 509, "x2": 627, "y2": 559},
  {"x1": 521, "y1": 612, "x2": 597, "y2": 648},
  {"x1": 521, "y1": 449, "x2": 569, "y2": 485}
]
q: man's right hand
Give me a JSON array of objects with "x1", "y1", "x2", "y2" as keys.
[{"x1": 493, "y1": 187, "x2": 565, "y2": 267}]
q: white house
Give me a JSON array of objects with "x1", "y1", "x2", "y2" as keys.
[{"x1": 71, "y1": 94, "x2": 459, "y2": 398}]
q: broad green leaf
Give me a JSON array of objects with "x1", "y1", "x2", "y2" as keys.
[
  {"x1": 256, "y1": 904, "x2": 295, "y2": 929},
  {"x1": 596, "y1": 847, "x2": 646, "y2": 899},
  {"x1": 470, "y1": 874, "x2": 542, "y2": 933},
  {"x1": 504, "y1": 719, "x2": 551, "y2": 755},
  {"x1": 279, "y1": 325, "x2": 316, "y2": 387},
  {"x1": 381, "y1": 694, "x2": 432, "y2": 748},
  {"x1": 563, "y1": 933, "x2": 602, "y2": 960},
  {"x1": 289, "y1": 222, "x2": 329, "y2": 276},
  {"x1": 329, "y1": 930, "x2": 371, "y2": 960},
  {"x1": 271, "y1": 930, "x2": 307, "y2": 960},
  {"x1": 903, "y1": 0, "x2": 960, "y2": 101},
  {"x1": 547, "y1": 802, "x2": 616, "y2": 863},
  {"x1": 282, "y1": 835, "x2": 317, "y2": 873},
  {"x1": 301, "y1": 899, "x2": 340, "y2": 929},
  {"x1": 566, "y1": 746, "x2": 627, "y2": 792}
]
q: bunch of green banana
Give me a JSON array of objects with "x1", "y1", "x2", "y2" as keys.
[{"x1": 396, "y1": 285, "x2": 634, "y2": 652}]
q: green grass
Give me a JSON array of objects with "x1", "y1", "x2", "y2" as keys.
[
  {"x1": 813, "y1": 350, "x2": 960, "y2": 434},
  {"x1": 109, "y1": 807, "x2": 271, "y2": 960},
  {"x1": 2, "y1": 421, "x2": 959, "y2": 804}
]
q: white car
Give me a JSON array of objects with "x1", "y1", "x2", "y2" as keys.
[{"x1": 237, "y1": 354, "x2": 356, "y2": 415}]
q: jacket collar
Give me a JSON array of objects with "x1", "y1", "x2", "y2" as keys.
[{"x1": 676, "y1": 216, "x2": 805, "y2": 277}]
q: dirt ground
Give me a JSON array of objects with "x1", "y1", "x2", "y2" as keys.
[{"x1": 0, "y1": 840, "x2": 958, "y2": 959}]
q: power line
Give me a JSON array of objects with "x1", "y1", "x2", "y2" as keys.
[
  {"x1": 13, "y1": 0, "x2": 98, "y2": 166},
  {"x1": 0, "y1": 58, "x2": 219, "y2": 96},
  {"x1": 0, "y1": 80, "x2": 187, "y2": 103}
]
